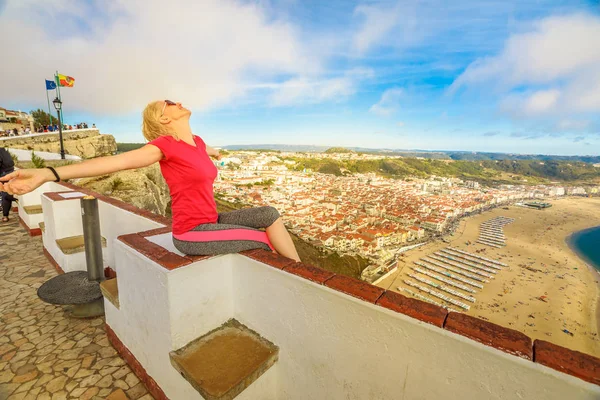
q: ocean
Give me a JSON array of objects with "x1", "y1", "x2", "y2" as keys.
[{"x1": 569, "y1": 226, "x2": 600, "y2": 273}]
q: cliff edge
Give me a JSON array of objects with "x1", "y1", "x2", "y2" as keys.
[{"x1": 0, "y1": 129, "x2": 117, "y2": 159}]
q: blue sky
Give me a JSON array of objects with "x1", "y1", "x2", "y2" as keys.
[{"x1": 1, "y1": 0, "x2": 599, "y2": 155}]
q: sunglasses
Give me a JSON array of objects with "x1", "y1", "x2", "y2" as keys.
[{"x1": 161, "y1": 100, "x2": 177, "y2": 116}]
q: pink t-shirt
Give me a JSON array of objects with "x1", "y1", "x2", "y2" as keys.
[{"x1": 149, "y1": 135, "x2": 218, "y2": 235}]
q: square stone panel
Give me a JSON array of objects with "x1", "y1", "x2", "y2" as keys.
[
  {"x1": 170, "y1": 319, "x2": 278, "y2": 400},
  {"x1": 23, "y1": 205, "x2": 43, "y2": 215},
  {"x1": 56, "y1": 235, "x2": 107, "y2": 255},
  {"x1": 100, "y1": 279, "x2": 119, "y2": 309}
]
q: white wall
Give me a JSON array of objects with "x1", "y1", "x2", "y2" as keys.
[
  {"x1": 109, "y1": 242, "x2": 174, "y2": 380},
  {"x1": 232, "y1": 257, "x2": 600, "y2": 400},
  {"x1": 167, "y1": 255, "x2": 233, "y2": 350},
  {"x1": 18, "y1": 181, "x2": 50, "y2": 206},
  {"x1": 41, "y1": 194, "x2": 65, "y2": 268},
  {"x1": 18, "y1": 182, "x2": 67, "y2": 230},
  {"x1": 18, "y1": 207, "x2": 43, "y2": 231},
  {"x1": 51, "y1": 198, "x2": 86, "y2": 239},
  {"x1": 106, "y1": 245, "x2": 599, "y2": 400},
  {"x1": 98, "y1": 202, "x2": 164, "y2": 270}
]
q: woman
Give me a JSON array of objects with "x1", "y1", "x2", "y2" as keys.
[
  {"x1": 0, "y1": 147, "x2": 16, "y2": 222},
  {"x1": 0, "y1": 100, "x2": 301, "y2": 261}
]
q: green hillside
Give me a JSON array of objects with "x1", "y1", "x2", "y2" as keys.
[
  {"x1": 117, "y1": 143, "x2": 145, "y2": 152},
  {"x1": 285, "y1": 156, "x2": 600, "y2": 184}
]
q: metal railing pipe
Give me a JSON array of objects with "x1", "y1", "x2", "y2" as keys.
[{"x1": 81, "y1": 196, "x2": 104, "y2": 282}]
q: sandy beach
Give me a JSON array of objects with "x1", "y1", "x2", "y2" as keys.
[{"x1": 377, "y1": 197, "x2": 600, "y2": 357}]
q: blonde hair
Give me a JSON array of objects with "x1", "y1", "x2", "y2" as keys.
[{"x1": 141, "y1": 101, "x2": 179, "y2": 142}]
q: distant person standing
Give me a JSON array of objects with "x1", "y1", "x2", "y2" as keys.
[{"x1": 0, "y1": 148, "x2": 16, "y2": 222}]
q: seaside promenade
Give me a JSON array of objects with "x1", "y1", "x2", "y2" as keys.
[{"x1": 0, "y1": 218, "x2": 152, "y2": 400}]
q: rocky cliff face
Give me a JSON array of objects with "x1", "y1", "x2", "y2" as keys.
[
  {"x1": 1, "y1": 129, "x2": 117, "y2": 159},
  {"x1": 75, "y1": 164, "x2": 171, "y2": 216}
]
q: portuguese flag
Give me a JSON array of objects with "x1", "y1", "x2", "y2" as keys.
[{"x1": 57, "y1": 74, "x2": 75, "y2": 87}]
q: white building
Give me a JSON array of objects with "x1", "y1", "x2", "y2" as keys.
[
  {"x1": 568, "y1": 187, "x2": 587, "y2": 196},
  {"x1": 548, "y1": 187, "x2": 565, "y2": 196}
]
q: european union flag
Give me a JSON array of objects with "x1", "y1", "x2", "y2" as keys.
[{"x1": 45, "y1": 79, "x2": 57, "y2": 90}]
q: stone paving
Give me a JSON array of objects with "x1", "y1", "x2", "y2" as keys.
[{"x1": 0, "y1": 217, "x2": 153, "y2": 400}]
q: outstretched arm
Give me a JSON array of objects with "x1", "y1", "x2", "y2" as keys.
[
  {"x1": 205, "y1": 144, "x2": 221, "y2": 160},
  {"x1": 0, "y1": 144, "x2": 163, "y2": 196}
]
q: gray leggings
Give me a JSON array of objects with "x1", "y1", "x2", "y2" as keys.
[{"x1": 173, "y1": 206, "x2": 280, "y2": 256}]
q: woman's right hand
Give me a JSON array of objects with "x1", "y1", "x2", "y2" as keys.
[{"x1": 0, "y1": 169, "x2": 54, "y2": 196}]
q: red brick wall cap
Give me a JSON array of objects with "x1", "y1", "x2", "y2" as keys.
[
  {"x1": 139, "y1": 227, "x2": 173, "y2": 237},
  {"x1": 43, "y1": 191, "x2": 87, "y2": 202},
  {"x1": 534, "y1": 339, "x2": 600, "y2": 385},
  {"x1": 445, "y1": 312, "x2": 533, "y2": 360},
  {"x1": 118, "y1": 233, "x2": 169, "y2": 261},
  {"x1": 324, "y1": 274, "x2": 385, "y2": 304},
  {"x1": 118, "y1": 233, "x2": 211, "y2": 270},
  {"x1": 241, "y1": 249, "x2": 296, "y2": 269},
  {"x1": 376, "y1": 290, "x2": 448, "y2": 328},
  {"x1": 156, "y1": 253, "x2": 192, "y2": 270},
  {"x1": 283, "y1": 262, "x2": 335, "y2": 284}
]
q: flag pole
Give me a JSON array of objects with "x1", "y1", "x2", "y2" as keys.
[
  {"x1": 46, "y1": 85, "x2": 53, "y2": 126},
  {"x1": 55, "y1": 71, "x2": 64, "y2": 127}
]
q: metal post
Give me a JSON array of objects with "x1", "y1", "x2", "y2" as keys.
[
  {"x1": 81, "y1": 196, "x2": 104, "y2": 282},
  {"x1": 46, "y1": 89, "x2": 53, "y2": 126},
  {"x1": 57, "y1": 109, "x2": 65, "y2": 159}
]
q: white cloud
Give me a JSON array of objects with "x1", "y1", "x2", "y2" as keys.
[
  {"x1": 369, "y1": 88, "x2": 403, "y2": 116},
  {"x1": 269, "y1": 68, "x2": 374, "y2": 106},
  {"x1": 352, "y1": 1, "x2": 422, "y2": 54},
  {"x1": 500, "y1": 89, "x2": 561, "y2": 116},
  {"x1": 555, "y1": 119, "x2": 593, "y2": 131},
  {"x1": 450, "y1": 13, "x2": 600, "y2": 90},
  {"x1": 353, "y1": 3, "x2": 402, "y2": 54},
  {"x1": 449, "y1": 13, "x2": 600, "y2": 121},
  {"x1": 0, "y1": 0, "x2": 329, "y2": 114},
  {"x1": 523, "y1": 90, "x2": 560, "y2": 114}
]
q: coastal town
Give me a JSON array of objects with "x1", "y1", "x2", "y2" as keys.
[
  {"x1": 210, "y1": 151, "x2": 600, "y2": 357},
  {"x1": 213, "y1": 150, "x2": 600, "y2": 281}
]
